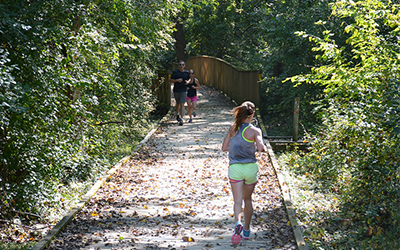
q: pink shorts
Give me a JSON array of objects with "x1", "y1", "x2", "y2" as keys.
[{"x1": 186, "y1": 96, "x2": 197, "y2": 102}]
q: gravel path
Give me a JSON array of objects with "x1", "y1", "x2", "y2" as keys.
[{"x1": 46, "y1": 86, "x2": 296, "y2": 250}]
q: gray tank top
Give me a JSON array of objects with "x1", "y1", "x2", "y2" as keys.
[{"x1": 228, "y1": 123, "x2": 257, "y2": 165}]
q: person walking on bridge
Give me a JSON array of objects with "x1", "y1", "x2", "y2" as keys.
[
  {"x1": 186, "y1": 69, "x2": 200, "y2": 123},
  {"x1": 222, "y1": 101, "x2": 266, "y2": 245},
  {"x1": 170, "y1": 60, "x2": 190, "y2": 125}
]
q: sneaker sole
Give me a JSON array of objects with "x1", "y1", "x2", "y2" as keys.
[
  {"x1": 231, "y1": 234, "x2": 241, "y2": 245},
  {"x1": 235, "y1": 223, "x2": 243, "y2": 235}
]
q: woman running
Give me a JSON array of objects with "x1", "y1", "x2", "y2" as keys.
[
  {"x1": 222, "y1": 101, "x2": 266, "y2": 245},
  {"x1": 185, "y1": 69, "x2": 200, "y2": 123}
]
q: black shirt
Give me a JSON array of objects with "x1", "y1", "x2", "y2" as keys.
[
  {"x1": 171, "y1": 69, "x2": 190, "y2": 92},
  {"x1": 187, "y1": 78, "x2": 198, "y2": 97}
]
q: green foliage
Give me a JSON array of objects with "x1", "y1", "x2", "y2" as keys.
[
  {"x1": 0, "y1": 0, "x2": 174, "y2": 222},
  {"x1": 0, "y1": 242, "x2": 34, "y2": 250},
  {"x1": 180, "y1": 0, "x2": 328, "y2": 135},
  {"x1": 260, "y1": 76, "x2": 323, "y2": 136},
  {"x1": 259, "y1": 0, "x2": 342, "y2": 136},
  {"x1": 183, "y1": 0, "x2": 270, "y2": 70},
  {"x1": 289, "y1": 0, "x2": 400, "y2": 246},
  {"x1": 179, "y1": 0, "x2": 344, "y2": 136}
]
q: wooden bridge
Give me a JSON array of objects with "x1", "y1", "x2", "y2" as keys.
[{"x1": 153, "y1": 55, "x2": 260, "y2": 110}]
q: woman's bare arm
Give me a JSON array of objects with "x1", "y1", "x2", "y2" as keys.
[
  {"x1": 254, "y1": 128, "x2": 266, "y2": 152},
  {"x1": 195, "y1": 79, "x2": 201, "y2": 89}
]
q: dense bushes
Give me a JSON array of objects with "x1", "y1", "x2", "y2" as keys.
[
  {"x1": 290, "y1": 0, "x2": 400, "y2": 245},
  {"x1": 0, "y1": 0, "x2": 173, "y2": 221}
]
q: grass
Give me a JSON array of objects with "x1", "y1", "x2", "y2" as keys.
[{"x1": 0, "y1": 242, "x2": 35, "y2": 250}]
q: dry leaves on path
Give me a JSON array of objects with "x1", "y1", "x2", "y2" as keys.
[{"x1": 46, "y1": 86, "x2": 296, "y2": 249}]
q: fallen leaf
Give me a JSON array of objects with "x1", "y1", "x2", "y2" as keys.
[{"x1": 182, "y1": 236, "x2": 195, "y2": 242}]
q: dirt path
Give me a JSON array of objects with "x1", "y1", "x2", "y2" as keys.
[{"x1": 46, "y1": 86, "x2": 296, "y2": 249}]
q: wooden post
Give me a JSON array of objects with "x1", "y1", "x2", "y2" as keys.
[
  {"x1": 158, "y1": 71, "x2": 170, "y2": 108},
  {"x1": 293, "y1": 97, "x2": 300, "y2": 141}
]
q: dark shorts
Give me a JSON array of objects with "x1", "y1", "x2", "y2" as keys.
[{"x1": 174, "y1": 91, "x2": 187, "y2": 104}]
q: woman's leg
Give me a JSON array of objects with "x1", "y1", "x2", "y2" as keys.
[
  {"x1": 243, "y1": 184, "x2": 255, "y2": 230},
  {"x1": 230, "y1": 181, "x2": 244, "y2": 223},
  {"x1": 187, "y1": 99, "x2": 192, "y2": 119},
  {"x1": 192, "y1": 100, "x2": 197, "y2": 113}
]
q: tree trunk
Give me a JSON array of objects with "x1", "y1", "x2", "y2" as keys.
[{"x1": 173, "y1": 19, "x2": 187, "y2": 62}]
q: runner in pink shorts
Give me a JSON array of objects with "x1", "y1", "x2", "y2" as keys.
[{"x1": 186, "y1": 69, "x2": 200, "y2": 123}]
